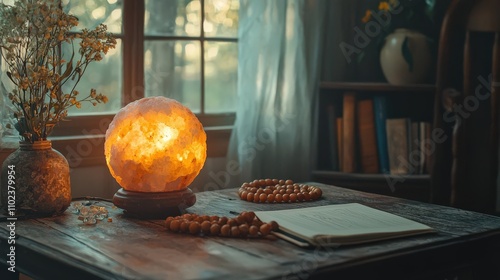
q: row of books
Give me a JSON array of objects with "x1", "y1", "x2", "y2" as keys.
[{"x1": 326, "y1": 93, "x2": 431, "y2": 175}]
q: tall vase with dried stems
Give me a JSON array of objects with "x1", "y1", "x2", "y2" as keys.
[{"x1": 0, "y1": 0, "x2": 116, "y2": 217}]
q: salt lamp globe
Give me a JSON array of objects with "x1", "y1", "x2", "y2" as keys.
[{"x1": 105, "y1": 96, "x2": 207, "y2": 218}]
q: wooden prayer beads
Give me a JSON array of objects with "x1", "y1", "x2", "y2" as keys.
[
  {"x1": 165, "y1": 211, "x2": 279, "y2": 238},
  {"x1": 238, "y1": 179, "x2": 322, "y2": 203}
]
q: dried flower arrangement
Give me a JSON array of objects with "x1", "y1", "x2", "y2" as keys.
[{"x1": 0, "y1": 0, "x2": 116, "y2": 142}]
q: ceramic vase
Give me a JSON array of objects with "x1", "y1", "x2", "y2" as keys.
[
  {"x1": 1, "y1": 140, "x2": 71, "y2": 216},
  {"x1": 380, "y1": 28, "x2": 432, "y2": 85}
]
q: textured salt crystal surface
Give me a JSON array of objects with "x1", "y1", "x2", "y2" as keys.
[{"x1": 105, "y1": 96, "x2": 207, "y2": 192}]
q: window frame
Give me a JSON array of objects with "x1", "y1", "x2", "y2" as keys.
[
  {"x1": 126, "y1": 0, "x2": 239, "y2": 117},
  {"x1": 1, "y1": 0, "x2": 237, "y2": 166}
]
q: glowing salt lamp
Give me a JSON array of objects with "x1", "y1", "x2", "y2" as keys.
[{"x1": 105, "y1": 96, "x2": 207, "y2": 217}]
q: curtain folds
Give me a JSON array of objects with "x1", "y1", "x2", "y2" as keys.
[{"x1": 228, "y1": 0, "x2": 327, "y2": 184}]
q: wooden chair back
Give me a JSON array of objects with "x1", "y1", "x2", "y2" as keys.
[{"x1": 432, "y1": 0, "x2": 500, "y2": 214}]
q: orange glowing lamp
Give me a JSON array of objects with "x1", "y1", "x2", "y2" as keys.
[{"x1": 105, "y1": 96, "x2": 207, "y2": 217}]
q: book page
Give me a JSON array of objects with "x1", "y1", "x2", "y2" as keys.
[{"x1": 254, "y1": 203, "x2": 434, "y2": 244}]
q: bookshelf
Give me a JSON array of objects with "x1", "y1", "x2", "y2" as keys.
[{"x1": 313, "y1": 82, "x2": 436, "y2": 202}]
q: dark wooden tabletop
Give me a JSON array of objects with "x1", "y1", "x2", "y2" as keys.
[{"x1": 1, "y1": 183, "x2": 500, "y2": 280}]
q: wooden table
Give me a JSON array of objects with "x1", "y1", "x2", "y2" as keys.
[{"x1": 1, "y1": 183, "x2": 500, "y2": 280}]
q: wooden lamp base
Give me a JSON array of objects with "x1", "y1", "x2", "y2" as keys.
[{"x1": 112, "y1": 188, "x2": 196, "y2": 219}]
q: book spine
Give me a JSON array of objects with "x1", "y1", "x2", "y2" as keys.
[
  {"x1": 418, "y1": 122, "x2": 425, "y2": 174},
  {"x1": 326, "y1": 105, "x2": 339, "y2": 171},
  {"x1": 423, "y1": 122, "x2": 432, "y2": 174},
  {"x1": 386, "y1": 118, "x2": 410, "y2": 174},
  {"x1": 356, "y1": 99, "x2": 379, "y2": 173},
  {"x1": 342, "y1": 92, "x2": 357, "y2": 173},
  {"x1": 410, "y1": 122, "x2": 420, "y2": 175},
  {"x1": 373, "y1": 96, "x2": 390, "y2": 174},
  {"x1": 337, "y1": 117, "x2": 343, "y2": 168}
]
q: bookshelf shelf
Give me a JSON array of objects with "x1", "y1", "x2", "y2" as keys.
[
  {"x1": 320, "y1": 82, "x2": 436, "y2": 93},
  {"x1": 312, "y1": 170, "x2": 431, "y2": 182},
  {"x1": 312, "y1": 170, "x2": 431, "y2": 202},
  {"x1": 313, "y1": 82, "x2": 435, "y2": 202}
]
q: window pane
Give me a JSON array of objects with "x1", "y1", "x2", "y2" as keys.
[
  {"x1": 145, "y1": 0, "x2": 201, "y2": 37},
  {"x1": 1, "y1": 54, "x2": 16, "y2": 139},
  {"x1": 64, "y1": 40, "x2": 123, "y2": 115},
  {"x1": 62, "y1": 0, "x2": 123, "y2": 33},
  {"x1": 144, "y1": 40, "x2": 201, "y2": 112},
  {"x1": 204, "y1": 0, "x2": 239, "y2": 37},
  {"x1": 205, "y1": 41, "x2": 237, "y2": 113}
]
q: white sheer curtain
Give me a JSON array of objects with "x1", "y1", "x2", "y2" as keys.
[{"x1": 228, "y1": 0, "x2": 327, "y2": 184}]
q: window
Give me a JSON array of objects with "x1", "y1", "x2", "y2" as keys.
[
  {"x1": 60, "y1": 0, "x2": 239, "y2": 116},
  {"x1": 144, "y1": 0, "x2": 239, "y2": 114},
  {"x1": 1, "y1": 0, "x2": 238, "y2": 163},
  {"x1": 62, "y1": 0, "x2": 124, "y2": 114}
]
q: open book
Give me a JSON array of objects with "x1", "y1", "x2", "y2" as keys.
[{"x1": 254, "y1": 203, "x2": 435, "y2": 247}]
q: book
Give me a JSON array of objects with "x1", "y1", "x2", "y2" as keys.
[
  {"x1": 356, "y1": 99, "x2": 379, "y2": 173},
  {"x1": 336, "y1": 117, "x2": 343, "y2": 166},
  {"x1": 342, "y1": 92, "x2": 357, "y2": 173},
  {"x1": 421, "y1": 122, "x2": 432, "y2": 174},
  {"x1": 373, "y1": 96, "x2": 390, "y2": 174},
  {"x1": 410, "y1": 122, "x2": 420, "y2": 174},
  {"x1": 386, "y1": 118, "x2": 411, "y2": 174},
  {"x1": 326, "y1": 105, "x2": 339, "y2": 171},
  {"x1": 254, "y1": 203, "x2": 435, "y2": 247}
]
